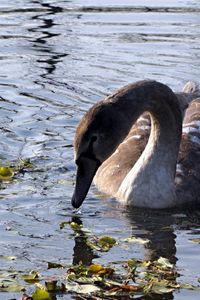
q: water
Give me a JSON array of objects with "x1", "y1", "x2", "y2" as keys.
[{"x1": 0, "y1": 0, "x2": 199, "y2": 299}]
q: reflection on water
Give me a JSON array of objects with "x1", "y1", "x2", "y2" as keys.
[
  {"x1": 71, "y1": 216, "x2": 99, "y2": 266},
  {"x1": 126, "y1": 209, "x2": 177, "y2": 264},
  {"x1": 0, "y1": 0, "x2": 200, "y2": 299}
]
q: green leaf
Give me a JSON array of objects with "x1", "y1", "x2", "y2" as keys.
[
  {"x1": 180, "y1": 283, "x2": 200, "y2": 290},
  {"x1": 0, "y1": 255, "x2": 16, "y2": 260},
  {"x1": 15, "y1": 158, "x2": 34, "y2": 172},
  {"x1": 32, "y1": 289, "x2": 51, "y2": 300},
  {"x1": 98, "y1": 236, "x2": 116, "y2": 247},
  {"x1": 60, "y1": 221, "x2": 83, "y2": 231},
  {"x1": 143, "y1": 278, "x2": 179, "y2": 294},
  {"x1": 0, "y1": 276, "x2": 25, "y2": 292},
  {"x1": 88, "y1": 236, "x2": 117, "y2": 252},
  {"x1": 22, "y1": 271, "x2": 40, "y2": 284},
  {"x1": 0, "y1": 166, "x2": 14, "y2": 181},
  {"x1": 45, "y1": 281, "x2": 65, "y2": 292},
  {"x1": 127, "y1": 258, "x2": 142, "y2": 268},
  {"x1": 47, "y1": 262, "x2": 63, "y2": 269},
  {"x1": 88, "y1": 264, "x2": 114, "y2": 276}
]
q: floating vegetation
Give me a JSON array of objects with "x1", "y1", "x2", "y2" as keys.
[
  {"x1": 0, "y1": 255, "x2": 16, "y2": 260},
  {"x1": 87, "y1": 235, "x2": 117, "y2": 252},
  {"x1": 190, "y1": 238, "x2": 200, "y2": 244},
  {"x1": 0, "y1": 158, "x2": 33, "y2": 182},
  {"x1": 0, "y1": 272, "x2": 25, "y2": 293},
  {"x1": 47, "y1": 262, "x2": 64, "y2": 269},
  {"x1": 32, "y1": 288, "x2": 51, "y2": 300},
  {"x1": 17, "y1": 255, "x2": 200, "y2": 299},
  {"x1": 9, "y1": 220, "x2": 198, "y2": 299},
  {"x1": 0, "y1": 166, "x2": 14, "y2": 181},
  {"x1": 0, "y1": 220, "x2": 199, "y2": 299},
  {"x1": 22, "y1": 272, "x2": 40, "y2": 284}
]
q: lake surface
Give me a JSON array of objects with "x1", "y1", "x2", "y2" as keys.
[{"x1": 0, "y1": 0, "x2": 200, "y2": 299}]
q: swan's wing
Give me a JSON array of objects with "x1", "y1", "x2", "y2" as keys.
[
  {"x1": 176, "y1": 98, "x2": 200, "y2": 205},
  {"x1": 94, "y1": 113, "x2": 150, "y2": 196}
]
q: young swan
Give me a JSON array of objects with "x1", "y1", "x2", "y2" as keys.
[{"x1": 71, "y1": 80, "x2": 200, "y2": 209}]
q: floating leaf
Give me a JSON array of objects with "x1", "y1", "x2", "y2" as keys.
[
  {"x1": 88, "y1": 264, "x2": 114, "y2": 277},
  {"x1": 88, "y1": 264, "x2": 104, "y2": 273},
  {"x1": 98, "y1": 236, "x2": 116, "y2": 247},
  {"x1": 122, "y1": 237, "x2": 149, "y2": 244},
  {"x1": 70, "y1": 221, "x2": 83, "y2": 231},
  {"x1": 143, "y1": 277, "x2": 179, "y2": 295},
  {"x1": 45, "y1": 280, "x2": 65, "y2": 293},
  {"x1": 156, "y1": 257, "x2": 173, "y2": 269},
  {"x1": 32, "y1": 289, "x2": 51, "y2": 300},
  {"x1": 0, "y1": 279, "x2": 25, "y2": 292},
  {"x1": 20, "y1": 158, "x2": 33, "y2": 169},
  {"x1": 65, "y1": 283, "x2": 100, "y2": 294},
  {"x1": 60, "y1": 221, "x2": 83, "y2": 231},
  {"x1": 15, "y1": 158, "x2": 34, "y2": 173},
  {"x1": 69, "y1": 275, "x2": 102, "y2": 284},
  {"x1": 88, "y1": 236, "x2": 116, "y2": 252},
  {"x1": 0, "y1": 255, "x2": 16, "y2": 260},
  {"x1": 190, "y1": 238, "x2": 200, "y2": 244},
  {"x1": 47, "y1": 262, "x2": 63, "y2": 269},
  {"x1": 180, "y1": 283, "x2": 200, "y2": 290},
  {"x1": 0, "y1": 166, "x2": 14, "y2": 181},
  {"x1": 22, "y1": 271, "x2": 40, "y2": 284}
]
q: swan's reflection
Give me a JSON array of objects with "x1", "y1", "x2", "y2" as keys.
[
  {"x1": 125, "y1": 208, "x2": 177, "y2": 265},
  {"x1": 71, "y1": 216, "x2": 99, "y2": 266}
]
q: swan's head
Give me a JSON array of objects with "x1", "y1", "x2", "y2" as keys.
[{"x1": 71, "y1": 100, "x2": 130, "y2": 208}]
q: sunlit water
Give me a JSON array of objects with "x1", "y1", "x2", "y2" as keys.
[{"x1": 0, "y1": 0, "x2": 200, "y2": 299}]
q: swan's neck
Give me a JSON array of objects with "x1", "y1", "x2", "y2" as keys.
[{"x1": 116, "y1": 89, "x2": 182, "y2": 208}]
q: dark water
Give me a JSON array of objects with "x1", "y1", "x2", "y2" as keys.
[{"x1": 0, "y1": 0, "x2": 200, "y2": 299}]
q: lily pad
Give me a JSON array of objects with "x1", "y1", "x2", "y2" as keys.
[
  {"x1": 88, "y1": 264, "x2": 114, "y2": 276},
  {"x1": 22, "y1": 271, "x2": 40, "y2": 284},
  {"x1": 65, "y1": 283, "x2": 101, "y2": 294},
  {"x1": 45, "y1": 281, "x2": 65, "y2": 293},
  {"x1": 47, "y1": 262, "x2": 64, "y2": 269},
  {"x1": 122, "y1": 237, "x2": 149, "y2": 244},
  {"x1": 190, "y1": 238, "x2": 200, "y2": 244},
  {"x1": 88, "y1": 236, "x2": 116, "y2": 252},
  {"x1": 60, "y1": 221, "x2": 83, "y2": 231},
  {"x1": 32, "y1": 289, "x2": 51, "y2": 300},
  {"x1": 156, "y1": 257, "x2": 173, "y2": 269},
  {"x1": 0, "y1": 255, "x2": 16, "y2": 260},
  {"x1": 0, "y1": 277, "x2": 25, "y2": 293},
  {"x1": 0, "y1": 166, "x2": 14, "y2": 181}
]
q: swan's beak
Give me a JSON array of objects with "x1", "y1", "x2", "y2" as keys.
[{"x1": 71, "y1": 156, "x2": 100, "y2": 208}]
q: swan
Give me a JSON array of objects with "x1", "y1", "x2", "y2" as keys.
[{"x1": 71, "y1": 80, "x2": 200, "y2": 209}]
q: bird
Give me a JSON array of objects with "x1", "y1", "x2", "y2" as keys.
[{"x1": 71, "y1": 80, "x2": 200, "y2": 209}]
